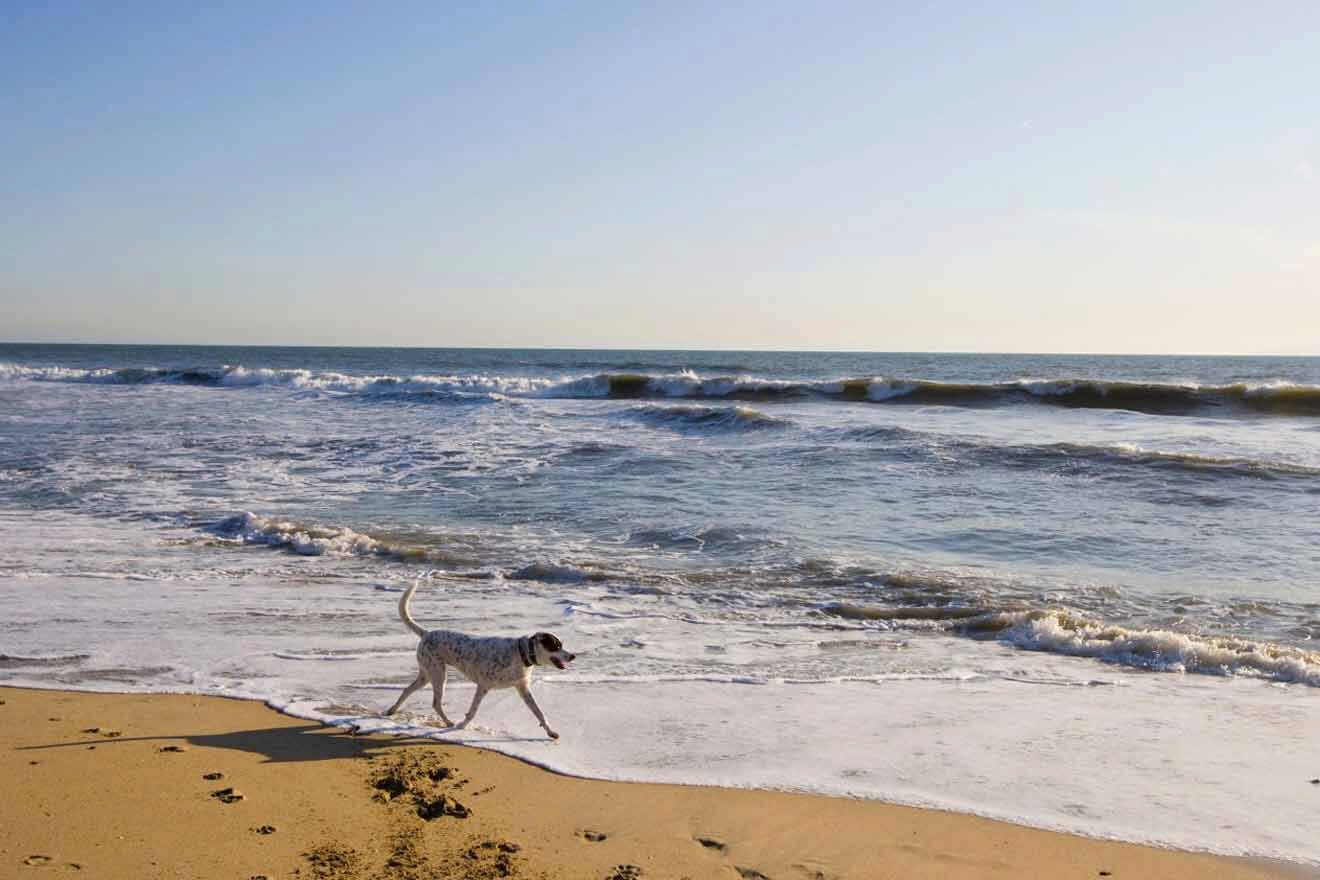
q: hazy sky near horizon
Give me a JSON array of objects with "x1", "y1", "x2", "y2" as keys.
[{"x1": 3, "y1": 2, "x2": 1318, "y2": 354}]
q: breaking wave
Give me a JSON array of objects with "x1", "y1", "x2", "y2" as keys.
[
  {"x1": 822, "y1": 603, "x2": 1320, "y2": 686},
  {"x1": 0, "y1": 363, "x2": 556, "y2": 401},
  {"x1": 201, "y1": 514, "x2": 627, "y2": 583},
  {"x1": 540, "y1": 373, "x2": 1320, "y2": 416},
  {"x1": 7, "y1": 361, "x2": 1320, "y2": 416},
  {"x1": 859, "y1": 377, "x2": 1320, "y2": 416},
  {"x1": 204, "y1": 513, "x2": 477, "y2": 565}
]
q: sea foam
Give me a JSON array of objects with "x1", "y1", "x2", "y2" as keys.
[{"x1": 822, "y1": 603, "x2": 1320, "y2": 686}]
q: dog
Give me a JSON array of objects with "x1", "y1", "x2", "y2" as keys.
[{"x1": 384, "y1": 581, "x2": 576, "y2": 739}]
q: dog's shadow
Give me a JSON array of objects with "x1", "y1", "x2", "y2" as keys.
[{"x1": 17, "y1": 719, "x2": 550, "y2": 764}]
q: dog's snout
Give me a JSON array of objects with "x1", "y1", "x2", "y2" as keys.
[{"x1": 566, "y1": 652, "x2": 576, "y2": 661}]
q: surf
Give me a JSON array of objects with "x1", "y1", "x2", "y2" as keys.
[{"x1": 7, "y1": 360, "x2": 1320, "y2": 417}]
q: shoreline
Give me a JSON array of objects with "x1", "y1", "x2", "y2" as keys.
[{"x1": 3, "y1": 685, "x2": 1312, "y2": 880}]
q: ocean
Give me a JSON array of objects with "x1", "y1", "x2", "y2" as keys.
[{"x1": 2, "y1": 344, "x2": 1318, "y2": 864}]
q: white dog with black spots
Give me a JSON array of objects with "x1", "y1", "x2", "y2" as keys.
[{"x1": 385, "y1": 581, "x2": 576, "y2": 739}]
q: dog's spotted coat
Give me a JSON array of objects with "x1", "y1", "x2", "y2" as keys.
[{"x1": 385, "y1": 582, "x2": 576, "y2": 739}]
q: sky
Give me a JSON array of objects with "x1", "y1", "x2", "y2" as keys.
[{"x1": 2, "y1": 1, "x2": 1318, "y2": 354}]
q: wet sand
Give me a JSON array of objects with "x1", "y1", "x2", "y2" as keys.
[{"x1": 1, "y1": 686, "x2": 1311, "y2": 879}]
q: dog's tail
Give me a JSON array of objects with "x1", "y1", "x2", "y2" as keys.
[{"x1": 398, "y1": 580, "x2": 427, "y2": 638}]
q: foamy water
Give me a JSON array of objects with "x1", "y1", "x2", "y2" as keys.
[{"x1": 2, "y1": 344, "x2": 1319, "y2": 865}]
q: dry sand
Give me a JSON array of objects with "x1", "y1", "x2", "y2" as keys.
[{"x1": 1, "y1": 686, "x2": 1310, "y2": 880}]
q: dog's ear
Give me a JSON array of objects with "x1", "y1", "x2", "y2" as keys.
[{"x1": 536, "y1": 632, "x2": 563, "y2": 652}]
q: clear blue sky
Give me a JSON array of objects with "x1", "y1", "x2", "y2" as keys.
[{"x1": 3, "y1": 1, "x2": 1317, "y2": 353}]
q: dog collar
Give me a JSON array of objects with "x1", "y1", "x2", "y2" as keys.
[{"x1": 517, "y1": 636, "x2": 536, "y2": 668}]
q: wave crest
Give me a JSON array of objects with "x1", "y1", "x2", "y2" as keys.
[
  {"x1": 822, "y1": 603, "x2": 1320, "y2": 685},
  {"x1": 205, "y1": 513, "x2": 475, "y2": 564},
  {"x1": 6, "y1": 362, "x2": 1320, "y2": 416},
  {"x1": 0, "y1": 363, "x2": 556, "y2": 401}
]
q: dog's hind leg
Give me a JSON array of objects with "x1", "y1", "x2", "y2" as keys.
[
  {"x1": 431, "y1": 663, "x2": 454, "y2": 726},
  {"x1": 385, "y1": 670, "x2": 428, "y2": 716},
  {"x1": 516, "y1": 683, "x2": 559, "y2": 740},
  {"x1": 454, "y1": 685, "x2": 489, "y2": 730}
]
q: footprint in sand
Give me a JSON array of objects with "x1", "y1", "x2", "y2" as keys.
[
  {"x1": 605, "y1": 866, "x2": 642, "y2": 880},
  {"x1": 24, "y1": 855, "x2": 53, "y2": 866},
  {"x1": 415, "y1": 794, "x2": 469, "y2": 821},
  {"x1": 461, "y1": 840, "x2": 520, "y2": 877},
  {"x1": 203, "y1": 772, "x2": 224, "y2": 780},
  {"x1": 580, "y1": 830, "x2": 608, "y2": 842},
  {"x1": 736, "y1": 868, "x2": 771, "y2": 880},
  {"x1": 211, "y1": 787, "x2": 245, "y2": 804},
  {"x1": 100, "y1": 730, "x2": 122, "y2": 738},
  {"x1": 254, "y1": 825, "x2": 277, "y2": 835},
  {"x1": 158, "y1": 745, "x2": 186, "y2": 753},
  {"x1": 695, "y1": 836, "x2": 727, "y2": 853}
]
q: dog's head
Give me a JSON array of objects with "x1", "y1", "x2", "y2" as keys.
[{"x1": 532, "y1": 632, "x2": 575, "y2": 670}]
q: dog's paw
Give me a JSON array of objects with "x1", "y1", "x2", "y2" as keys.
[{"x1": 546, "y1": 729, "x2": 560, "y2": 740}]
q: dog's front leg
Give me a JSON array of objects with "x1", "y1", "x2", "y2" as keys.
[
  {"x1": 516, "y1": 683, "x2": 558, "y2": 740},
  {"x1": 454, "y1": 685, "x2": 488, "y2": 730},
  {"x1": 431, "y1": 663, "x2": 454, "y2": 726},
  {"x1": 385, "y1": 672, "x2": 427, "y2": 716}
]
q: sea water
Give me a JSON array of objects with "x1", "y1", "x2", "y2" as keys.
[{"x1": 1, "y1": 344, "x2": 1318, "y2": 864}]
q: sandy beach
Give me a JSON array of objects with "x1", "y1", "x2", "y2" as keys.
[
  {"x1": 2, "y1": 686, "x2": 1309, "y2": 880},
  {"x1": 9, "y1": 0, "x2": 1320, "y2": 873}
]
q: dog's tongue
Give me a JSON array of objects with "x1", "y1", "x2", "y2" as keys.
[{"x1": 551, "y1": 657, "x2": 565, "y2": 670}]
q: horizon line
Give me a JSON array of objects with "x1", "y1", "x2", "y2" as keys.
[{"x1": 0, "y1": 340, "x2": 1317, "y2": 359}]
